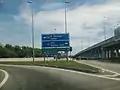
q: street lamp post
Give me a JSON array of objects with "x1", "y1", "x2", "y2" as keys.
[
  {"x1": 28, "y1": 0, "x2": 35, "y2": 62},
  {"x1": 64, "y1": 1, "x2": 70, "y2": 61},
  {"x1": 104, "y1": 17, "x2": 107, "y2": 40},
  {"x1": 64, "y1": 1, "x2": 69, "y2": 33}
]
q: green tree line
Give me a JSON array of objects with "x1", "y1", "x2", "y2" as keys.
[{"x1": 0, "y1": 44, "x2": 43, "y2": 58}]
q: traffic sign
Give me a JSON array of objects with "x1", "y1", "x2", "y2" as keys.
[
  {"x1": 42, "y1": 34, "x2": 69, "y2": 41},
  {"x1": 42, "y1": 33, "x2": 70, "y2": 48},
  {"x1": 41, "y1": 33, "x2": 71, "y2": 56},
  {"x1": 42, "y1": 41, "x2": 69, "y2": 47}
]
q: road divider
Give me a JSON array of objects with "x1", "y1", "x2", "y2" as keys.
[{"x1": 0, "y1": 60, "x2": 100, "y2": 74}]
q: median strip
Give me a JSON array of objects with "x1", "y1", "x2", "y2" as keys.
[{"x1": 0, "y1": 60, "x2": 100, "y2": 74}]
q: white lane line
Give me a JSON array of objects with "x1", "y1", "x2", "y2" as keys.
[{"x1": 0, "y1": 69, "x2": 9, "y2": 88}]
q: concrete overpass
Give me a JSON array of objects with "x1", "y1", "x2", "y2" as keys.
[{"x1": 74, "y1": 27, "x2": 120, "y2": 60}]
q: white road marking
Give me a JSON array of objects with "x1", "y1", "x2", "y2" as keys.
[{"x1": 0, "y1": 69, "x2": 9, "y2": 88}]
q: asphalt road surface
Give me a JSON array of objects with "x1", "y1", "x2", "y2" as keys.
[
  {"x1": 78, "y1": 60, "x2": 120, "y2": 73},
  {"x1": 0, "y1": 65, "x2": 120, "y2": 90}
]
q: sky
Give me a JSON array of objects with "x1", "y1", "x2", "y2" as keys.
[{"x1": 0, "y1": 0, "x2": 120, "y2": 54}]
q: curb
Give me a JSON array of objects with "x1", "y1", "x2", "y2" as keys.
[{"x1": 37, "y1": 64, "x2": 100, "y2": 74}]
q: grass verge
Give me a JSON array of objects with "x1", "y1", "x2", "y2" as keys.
[{"x1": 0, "y1": 60, "x2": 100, "y2": 73}]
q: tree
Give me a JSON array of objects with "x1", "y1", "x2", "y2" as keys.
[
  {"x1": 0, "y1": 43, "x2": 43, "y2": 58},
  {"x1": 35, "y1": 48, "x2": 43, "y2": 57},
  {"x1": 5, "y1": 44, "x2": 14, "y2": 50}
]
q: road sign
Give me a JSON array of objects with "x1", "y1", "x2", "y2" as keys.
[
  {"x1": 42, "y1": 47, "x2": 70, "y2": 56},
  {"x1": 41, "y1": 33, "x2": 71, "y2": 56},
  {"x1": 42, "y1": 47, "x2": 70, "y2": 52},
  {"x1": 42, "y1": 41, "x2": 69, "y2": 47},
  {"x1": 42, "y1": 34, "x2": 69, "y2": 41},
  {"x1": 42, "y1": 33, "x2": 69, "y2": 48}
]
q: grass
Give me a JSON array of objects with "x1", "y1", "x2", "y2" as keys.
[{"x1": 0, "y1": 60, "x2": 99, "y2": 71}]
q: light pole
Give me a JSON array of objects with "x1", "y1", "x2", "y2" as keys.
[
  {"x1": 64, "y1": 1, "x2": 69, "y2": 33},
  {"x1": 64, "y1": 1, "x2": 70, "y2": 61},
  {"x1": 28, "y1": 0, "x2": 35, "y2": 62},
  {"x1": 104, "y1": 17, "x2": 107, "y2": 40}
]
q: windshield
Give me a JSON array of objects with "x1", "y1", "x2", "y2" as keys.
[{"x1": 0, "y1": 0, "x2": 120, "y2": 90}]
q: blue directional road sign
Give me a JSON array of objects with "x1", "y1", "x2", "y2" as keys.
[
  {"x1": 41, "y1": 33, "x2": 70, "y2": 56},
  {"x1": 42, "y1": 34, "x2": 69, "y2": 41},
  {"x1": 42, "y1": 41, "x2": 69, "y2": 47},
  {"x1": 42, "y1": 33, "x2": 69, "y2": 48}
]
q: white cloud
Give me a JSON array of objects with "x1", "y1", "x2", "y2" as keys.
[{"x1": 15, "y1": 0, "x2": 120, "y2": 54}]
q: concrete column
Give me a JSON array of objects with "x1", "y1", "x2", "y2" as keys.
[
  {"x1": 105, "y1": 50, "x2": 109, "y2": 59},
  {"x1": 98, "y1": 48, "x2": 102, "y2": 59},
  {"x1": 97, "y1": 48, "x2": 101, "y2": 59},
  {"x1": 108, "y1": 50, "x2": 111, "y2": 58},
  {"x1": 107, "y1": 50, "x2": 109, "y2": 58},
  {"x1": 116, "y1": 49, "x2": 119, "y2": 57},
  {"x1": 110, "y1": 49, "x2": 112, "y2": 58},
  {"x1": 101, "y1": 48, "x2": 106, "y2": 60},
  {"x1": 111, "y1": 49, "x2": 115, "y2": 58},
  {"x1": 118, "y1": 49, "x2": 120, "y2": 57},
  {"x1": 116, "y1": 49, "x2": 120, "y2": 57}
]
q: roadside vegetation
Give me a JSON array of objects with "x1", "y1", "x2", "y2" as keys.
[{"x1": 0, "y1": 43, "x2": 43, "y2": 58}]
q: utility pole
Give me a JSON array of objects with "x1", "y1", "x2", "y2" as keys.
[
  {"x1": 64, "y1": 1, "x2": 69, "y2": 33},
  {"x1": 64, "y1": 0, "x2": 70, "y2": 61},
  {"x1": 104, "y1": 17, "x2": 107, "y2": 40},
  {"x1": 28, "y1": 0, "x2": 35, "y2": 63}
]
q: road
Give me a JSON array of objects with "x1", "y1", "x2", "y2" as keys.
[
  {"x1": 0, "y1": 65, "x2": 120, "y2": 90},
  {"x1": 78, "y1": 60, "x2": 120, "y2": 73}
]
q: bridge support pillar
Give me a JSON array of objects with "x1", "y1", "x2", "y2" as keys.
[
  {"x1": 109, "y1": 50, "x2": 111, "y2": 58},
  {"x1": 116, "y1": 49, "x2": 120, "y2": 57},
  {"x1": 110, "y1": 49, "x2": 116, "y2": 58},
  {"x1": 105, "y1": 50, "x2": 109, "y2": 59},
  {"x1": 101, "y1": 48, "x2": 106, "y2": 60},
  {"x1": 115, "y1": 49, "x2": 118, "y2": 57}
]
